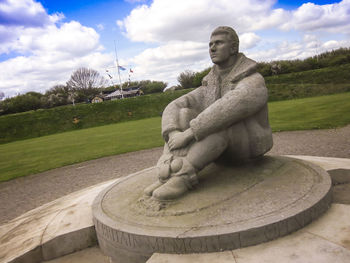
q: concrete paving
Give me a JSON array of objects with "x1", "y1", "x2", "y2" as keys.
[
  {"x1": 0, "y1": 180, "x2": 117, "y2": 263},
  {"x1": 44, "y1": 203, "x2": 350, "y2": 263},
  {"x1": 42, "y1": 247, "x2": 110, "y2": 263},
  {"x1": 1, "y1": 155, "x2": 349, "y2": 263}
]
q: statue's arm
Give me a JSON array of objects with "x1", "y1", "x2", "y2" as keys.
[
  {"x1": 189, "y1": 73, "x2": 267, "y2": 141},
  {"x1": 161, "y1": 87, "x2": 204, "y2": 142}
]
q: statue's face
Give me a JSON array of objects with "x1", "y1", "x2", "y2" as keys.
[{"x1": 209, "y1": 34, "x2": 234, "y2": 66}]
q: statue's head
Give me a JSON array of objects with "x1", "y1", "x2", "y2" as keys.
[{"x1": 209, "y1": 26, "x2": 239, "y2": 67}]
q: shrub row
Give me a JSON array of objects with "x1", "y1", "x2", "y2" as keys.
[
  {"x1": 265, "y1": 64, "x2": 350, "y2": 101},
  {"x1": 265, "y1": 63, "x2": 350, "y2": 85},
  {"x1": 0, "y1": 90, "x2": 190, "y2": 144}
]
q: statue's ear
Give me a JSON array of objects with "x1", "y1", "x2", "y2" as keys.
[{"x1": 230, "y1": 45, "x2": 236, "y2": 55}]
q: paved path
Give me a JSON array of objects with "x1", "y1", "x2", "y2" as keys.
[{"x1": 0, "y1": 125, "x2": 349, "y2": 225}]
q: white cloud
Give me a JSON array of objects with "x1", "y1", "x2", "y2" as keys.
[
  {"x1": 129, "y1": 41, "x2": 210, "y2": 86},
  {"x1": 0, "y1": 0, "x2": 64, "y2": 54},
  {"x1": 247, "y1": 41, "x2": 308, "y2": 61},
  {"x1": 117, "y1": 0, "x2": 350, "y2": 87},
  {"x1": 240, "y1": 33, "x2": 261, "y2": 50},
  {"x1": 2, "y1": 0, "x2": 350, "y2": 96},
  {"x1": 247, "y1": 37, "x2": 350, "y2": 62},
  {"x1": 126, "y1": 32, "x2": 261, "y2": 86},
  {"x1": 0, "y1": 1, "x2": 114, "y2": 97},
  {"x1": 0, "y1": 51, "x2": 113, "y2": 97},
  {"x1": 280, "y1": 0, "x2": 350, "y2": 32},
  {"x1": 118, "y1": 0, "x2": 282, "y2": 43},
  {"x1": 2, "y1": 21, "x2": 103, "y2": 56},
  {"x1": 119, "y1": 0, "x2": 350, "y2": 44},
  {"x1": 0, "y1": 0, "x2": 54, "y2": 27}
]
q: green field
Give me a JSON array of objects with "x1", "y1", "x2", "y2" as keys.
[{"x1": 1, "y1": 92, "x2": 350, "y2": 182}]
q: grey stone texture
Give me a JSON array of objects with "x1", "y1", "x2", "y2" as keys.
[
  {"x1": 93, "y1": 156, "x2": 332, "y2": 263},
  {"x1": 3, "y1": 155, "x2": 348, "y2": 263},
  {"x1": 43, "y1": 247, "x2": 110, "y2": 263},
  {"x1": 329, "y1": 169, "x2": 350, "y2": 204},
  {"x1": 146, "y1": 26, "x2": 272, "y2": 201},
  {"x1": 0, "y1": 181, "x2": 115, "y2": 263}
]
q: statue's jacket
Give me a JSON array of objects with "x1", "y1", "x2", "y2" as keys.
[{"x1": 162, "y1": 53, "x2": 273, "y2": 160}]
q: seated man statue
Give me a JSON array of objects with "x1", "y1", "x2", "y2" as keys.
[{"x1": 144, "y1": 26, "x2": 273, "y2": 201}]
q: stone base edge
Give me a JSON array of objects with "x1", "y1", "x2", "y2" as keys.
[{"x1": 8, "y1": 226, "x2": 97, "y2": 263}]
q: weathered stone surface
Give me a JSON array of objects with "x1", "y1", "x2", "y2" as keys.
[
  {"x1": 146, "y1": 26, "x2": 273, "y2": 201},
  {"x1": 333, "y1": 184, "x2": 350, "y2": 204},
  {"x1": 233, "y1": 230, "x2": 350, "y2": 263},
  {"x1": 286, "y1": 155, "x2": 350, "y2": 170},
  {"x1": 329, "y1": 168, "x2": 350, "y2": 185},
  {"x1": 148, "y1": 251, "x2": 235, "y2": 263},
  {"x1": 43, "y1": 246, "x2": 110, "y2": 263},
  {"x1": 93, "y1": 156, "x2": 332, "y2": 263},
  {"x1": 328, "y1": 168, "x2": 350, "y2": 204},
  {"x1": 3, "y1": 156, "x2": 349, "y2": 263},
  {"x1": 0, "y1": 180, "x2": 116, "y2": 263},
  {"x1": 305, "y1": 203, "x2": 350, "y2": 250}
]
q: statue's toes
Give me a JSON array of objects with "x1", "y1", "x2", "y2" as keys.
[
  {"x1": 152, "y1": 176, "x2": 190, "y2": 201},
  {"x1": 143, "y1": 180, "x2": 163, "y2": 196}
]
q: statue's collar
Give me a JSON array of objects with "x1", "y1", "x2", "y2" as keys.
[{"x1": 204, "y1": 53, "x2": 257, "y2": 86}]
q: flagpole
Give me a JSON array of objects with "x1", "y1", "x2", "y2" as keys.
[{"x1": 114, "y1": 40, "x2": 124, "y2": 99}]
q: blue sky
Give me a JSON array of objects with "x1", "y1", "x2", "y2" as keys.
[{"x1": 0, "y1": 0, "x2": 349, "y2": 97}]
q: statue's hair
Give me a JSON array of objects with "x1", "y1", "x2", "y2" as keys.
[{"x1": 211, "y1": 26, "x2": 239, "y2": 53}]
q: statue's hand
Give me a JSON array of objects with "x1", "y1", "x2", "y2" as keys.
[{"x1": 168, "y1": 129, "x2": 194, "y2": 150}]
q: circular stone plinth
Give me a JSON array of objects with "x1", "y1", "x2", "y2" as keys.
[{"x1": 93, "y1": 156, "x2": 332, "y2": 263}]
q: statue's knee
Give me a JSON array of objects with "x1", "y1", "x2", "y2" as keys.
[
  {"x1": 170, "y1": 158, "x2": 183, "y2": 173},
  {"x1": 207, "y1": 133, "x2": 228, "y2": 152}
]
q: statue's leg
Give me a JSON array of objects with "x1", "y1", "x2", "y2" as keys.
[
  {"x1": 143, "y1": 144, "x2": 174, "y2": 196},
  {"x1": 186, "y1": 130, "x2": 228, "y2": 171},
  {"x1": 152, "y1": 131, "x2": 228, "y2": 201},
  {"x1": 144, "y1": 108, "x2": 197, "y2": 197}
]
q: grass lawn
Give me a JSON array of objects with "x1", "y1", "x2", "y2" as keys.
[
  {"x1": 0, "y1": 117, "x2": 164, "y2": 182},
  {"x1": 269, "y1": 92, "x2": 350, "y2": 131},
  {"x1": 1, "y1": 92, "x2": 350, "y2": 182}
]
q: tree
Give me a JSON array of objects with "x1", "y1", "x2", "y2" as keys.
[
  {"x1": 44, "y1": 85, "x2": 71, "y2": 107},
  {"x1": 0, "y1": 91, "x2": 4, "y2": 101},
  {"x1": 66, "y1": 67, "x2": 108, "y2": 103},
  {"x1": 177, "y1": 70, "x2": 195, "y2": 89},
  {"x1": 0, "y1": 91, "x2": 44, "y2": 115},
  {"x1": 141, "y1": 80, "x2": 167, "y2": 94},
  {"x1": 257, "y1": 62, "x2": 272, "y2": 77},
  {"x1": 193, "y1": 68, "x2": 211, "y2": 87}
]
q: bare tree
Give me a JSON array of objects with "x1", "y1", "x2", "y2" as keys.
[
  {"x1": 0, "y1": 91, "x2": 4, "y2": 101},
  {"x1": 67, "y1": 68, "x2": 108, "y2": 102}
]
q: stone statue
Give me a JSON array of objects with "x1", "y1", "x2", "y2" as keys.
[{"x1": 144, "y1": 26, "x2": 273, "y2": 201}]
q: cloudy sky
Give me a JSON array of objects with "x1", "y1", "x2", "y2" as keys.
[{"x1": 0, "y1": 0, "x2": 349, "y2": 97}]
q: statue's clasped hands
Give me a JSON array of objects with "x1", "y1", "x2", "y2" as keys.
[{"x1": 168, "y1": 129, "x2": 195, "y2": 151}]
